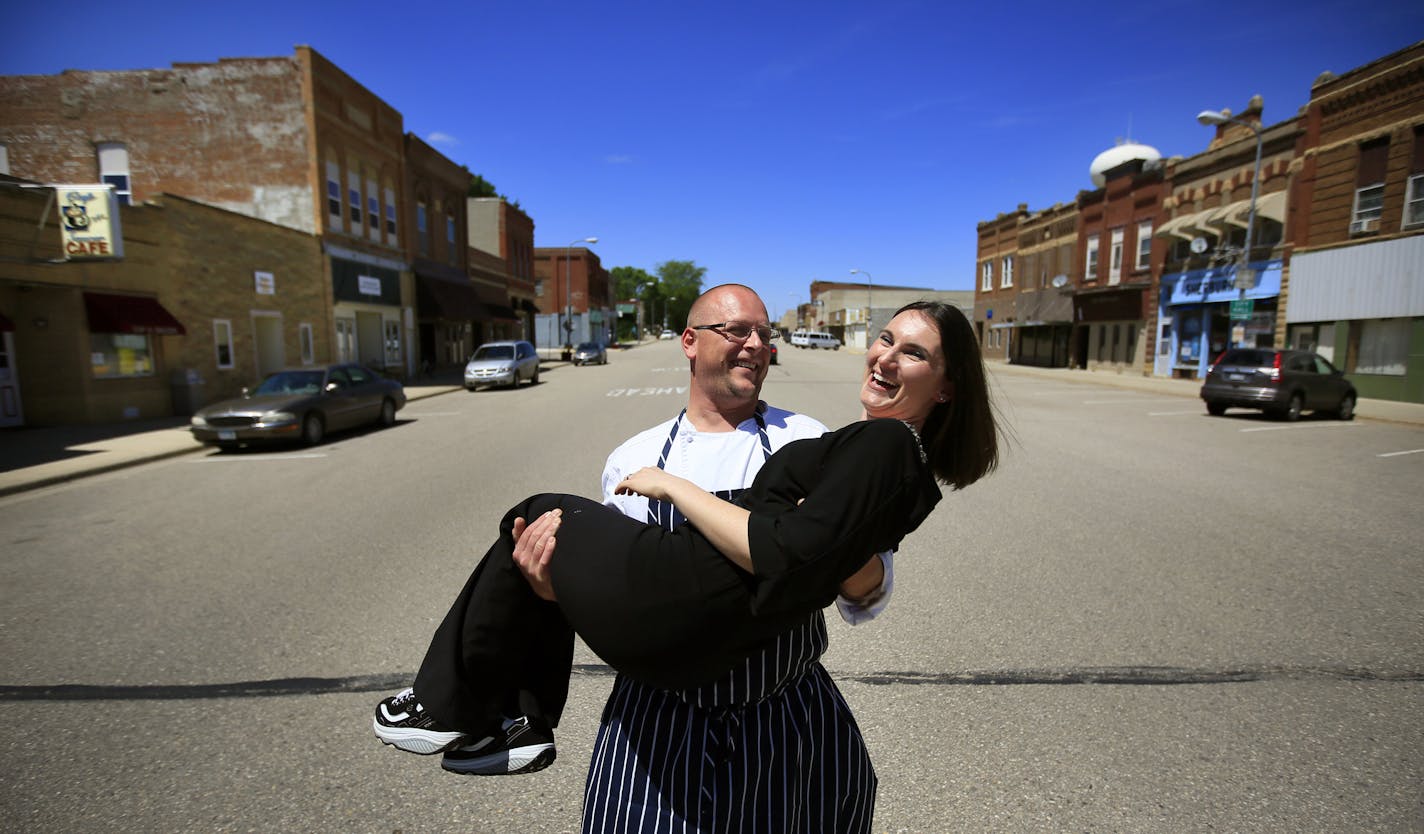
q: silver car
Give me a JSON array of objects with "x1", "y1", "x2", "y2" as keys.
[
  {"x1": 465, "y1": 340, "x2": 540, "y2": 389},
  {"x1": 573, "y1": 341, "x2": 608, "y2": 366}
]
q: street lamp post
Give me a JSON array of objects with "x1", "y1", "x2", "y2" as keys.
[
  {"x1": 850, "y1": 268, "x2": 873, "y2": 349},
  {"x1": 565, "y1": 236, "x2": 597, "y2": 355},
  {"x1": 1197, "y1": 109, "x2": 1263, "y2": 349}
]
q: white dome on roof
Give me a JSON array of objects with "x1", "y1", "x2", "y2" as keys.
[{"x1": 1090, "y1": 141, "x2": 1161, "y2": 187}]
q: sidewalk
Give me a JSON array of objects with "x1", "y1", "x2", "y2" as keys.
[
  {"x1": 1, "y1": 358, "x2": 1419, "y2": 498},
  {"x1": 0, "y1": 372, "x2": 471, "y2": 498}
]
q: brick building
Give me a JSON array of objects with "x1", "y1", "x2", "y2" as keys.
[
  {"x1": 1075, "y1": 145, "x2": 1166, "y2": 372},
  {"x1": 1150, "y1": 98, "x2": 1299, "y2": 378},
  {"x1": 1010, "y1": 202, "x2": 1078, "y2": 367},
  {"x1": 974, "y1": 204, "x2": 1029, "y2": 362},
  {"x1": 0, "y1": 47, "x2": 417, "y2": 389},
  {"x1": 468, "y1": 197, "x2": 538, "y2": 344},
  {"x1": 405, "y1": 134, "x2": 472, "y2": 372},
  {"x1": 1285, "y1": 40, "x2": 1424, "y2": 403},
  {"x1": 0, "y1": 180, "x2": 324, "y2": 425},
  {"x1": 533, "y1": 246, "x2": 610, "y2": 349}
]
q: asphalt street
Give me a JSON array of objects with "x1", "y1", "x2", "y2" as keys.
[{"x1": 0, "y1": 340, "x2": 1420, "y2": 833}]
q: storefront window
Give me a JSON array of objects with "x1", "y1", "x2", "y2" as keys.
[
  {"x1": 91, "y1": 333, "x2": 154, "y2": 378},
  {"x1": 384, "y1": 319, "x2": 401, "y2": 366},
  {"x1": 1355, "y1": 318, "x2": 1409, "y2": 375}
]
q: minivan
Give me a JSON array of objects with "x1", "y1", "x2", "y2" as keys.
[
  {"x1": 464, "y1": 340, "x2": 540, "y2": 389},
  {"x1": 791, "y1": 330, "x2": 841, "y2": 350}
]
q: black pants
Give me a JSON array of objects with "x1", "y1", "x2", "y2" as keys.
[{"x1": 413, "y1": 494, "x2": 842, "y2": 735}]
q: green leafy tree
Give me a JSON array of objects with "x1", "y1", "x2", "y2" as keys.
[
  {"x1": 468, "y1": 174, "x2": 499, "y2": 198},
  {"x1": 468, "y1": 174, "x2": 523, "y2": 210},
  {"x1": 655, "y1": 260, "x2": 707, "y2": 328},
  {"x1": 610, "y1": 266, "x2": 656, "y2": 301}
]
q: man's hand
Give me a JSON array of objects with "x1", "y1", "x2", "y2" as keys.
[{"x1": 512, "y1": 509, "x2": 561, "y2": 601}]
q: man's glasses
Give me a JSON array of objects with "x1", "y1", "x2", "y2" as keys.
[{"x1": 690, "y1": 322, "x2": 779, "y2": 343}]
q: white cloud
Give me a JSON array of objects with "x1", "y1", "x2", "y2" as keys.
[{"x1": 427, "y1": 131, "x2": 459, "y2": 146}]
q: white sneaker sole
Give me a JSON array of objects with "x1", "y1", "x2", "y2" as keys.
[
  {"x1": 441, "y1": 743, "x2": 556, "y2": 775},
  {"x1": 372, "y1": 717, "x2": 465, "y2": 755}
]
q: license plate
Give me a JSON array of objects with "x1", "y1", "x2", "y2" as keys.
[
  {"x1": 1226, "y1": 373, "x2": 1246, "y2": 381},
  {"x1": 218, "y1": 430, "x2": 236, "y2": 441}
]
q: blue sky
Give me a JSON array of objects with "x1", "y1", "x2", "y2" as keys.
[{"x1": 6, "y1": 1, "x2": 1420, "y2": 315}]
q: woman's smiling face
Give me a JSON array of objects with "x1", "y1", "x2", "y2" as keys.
[{"x1": 860, "y1": 310, "x2": 951, "y2": 429}]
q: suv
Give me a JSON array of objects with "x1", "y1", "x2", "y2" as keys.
[
  {"x1": 464, "y1": 340, "x2": 540, "y2": 389},
  {"x1": 1200, "y1": 348, "x2": 1356, "y2": 421}
]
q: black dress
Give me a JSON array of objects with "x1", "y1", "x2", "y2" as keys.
[{"x1": 413, "y1": 418, "x2": 941, "y2": 735}]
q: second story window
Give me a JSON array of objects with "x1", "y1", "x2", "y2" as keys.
[
  {"x1": 1406, "y1": 129, "x2": 1424, "y2": 228},
  {"x1": 366, "y1": 178, "x2": 380, "y2": 239},
  {"x1": 1085, "y1": 234, "x2": 1100, "y2": 281},
  {"x1": 446, "y1": 213, "x2": 457, "y2": 266},
  {"x1": 96, "y1": 142, "x2": 132, "y2": 205},
  {"x1": 326, "y1": 161, "x2": 343, "y2": 231},
  {"x1": 1352, "y1": 138, "x2": 1388, "y2": 234},
  {"x1": 981, "y1": 261, "x2": 992, "y2": 291},
  {"x1": 1001, "y1": 256, "x2": 1014, "y2": 289},
  {"x1": 1109, "y1": 228, "x2": 1124, "y2": 284},
  {"x1": 384, "y1": 186, "x2": 398, "y2": 240},
  {"x1": 417, "y1": 201, "x2": 429, "y2": 257},
  {"x1": 348, "y1": 170, "x2": 363, "y2": 229},
  {"x1": 1136, "y1": 221, "x2": 1153, "y2": 270}
]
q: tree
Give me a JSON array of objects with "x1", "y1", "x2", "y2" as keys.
[
  {"x1": 610, "y1": 266, "x2": 655, "y2": 301},
  {"x1": 468, "y1": 174, "x2": 499, "y2": 198},
  {"x1": 655, "y1": 260, "x2": 707, "y2": 329}
]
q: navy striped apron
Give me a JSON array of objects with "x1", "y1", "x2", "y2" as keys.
[{"x1": 581, "y1": 406, "x2": 877, "y2": 833}]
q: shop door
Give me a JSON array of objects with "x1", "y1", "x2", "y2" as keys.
[
  {"x1": 253, "y1": 314, "x2": 285, "y2": 378},
  {"x1": 356, "y1": 311, "x2": 384, "y2": 367},
  {"x1": 336, "y1": 318, "x2": 356, "y2": 363},
  {"x1": 0, "y1": 332, "x2": 22, "y2": 427}
]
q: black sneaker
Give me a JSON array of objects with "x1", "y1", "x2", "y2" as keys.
[
  {"x1": 440, "y1": 715, "x2": 556, "y2": 775},
  {"x1": 372, "y1": 687, "x2": 465, "y2": 755}
]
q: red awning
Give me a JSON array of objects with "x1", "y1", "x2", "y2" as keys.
[{"x1": 82, "y1": 292, "x2": 186, "y2": 335}]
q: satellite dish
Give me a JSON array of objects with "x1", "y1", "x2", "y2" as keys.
[
  {"x1": 1050, "y1": 274, "x2": 1068, "y2": 288},
  {"x1": 1190, "y1": 237, "x2": 1209, "y2": 254}
]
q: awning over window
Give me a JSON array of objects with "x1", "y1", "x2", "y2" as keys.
[
  {"x1": 484, "y1": 303, "x2": 519, "y2": 321},
  {"x1": 82, "y1": 292, "x2": 186, "y2": 335},
  {"x1": 1253, "y1": 190, "x2": 1287, "y2": 225},
  {"x1": 416, "y1": 274, "x2": 486, "y2": 321},
  {"x1": 1155, "y1": 212, "x2": 1203, "y2": 241}
]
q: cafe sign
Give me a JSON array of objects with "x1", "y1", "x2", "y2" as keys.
[{"x1": 57, "y1": 184, "x2": 124, "y2": 259}]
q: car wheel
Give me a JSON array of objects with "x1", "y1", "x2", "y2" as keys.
[
  {"x1": 1206, "y1": 401, "x2": 1226, "y2": 416},
  {"x1": 216, "y1": 442, "x2": 240, "y2": 453},
  {"x1": 302, "y1": 413, "x2": 325, "y2": 445},
  {"x1": 1335, "y1": 393, "x2": 1356, "y2": 421},
  {"x1": 379, "y1": 398, "x2": 397, "y2": 427},
  {"x1": 531, "y1": 366, "x2": 540, "y2": 384},
  {"x1": 1283, "y1": 393, "x2": 1304, "y2": 422}
]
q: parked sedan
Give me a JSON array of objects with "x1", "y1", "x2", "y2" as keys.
[
  {"x1": 1200, "y1": 347, "x2": 1356, "y2": 421},
  {"x1": 190, "y1": 363, "x2": 406, "y2": 450},
  {"x1": 465, "y1": 340, "x2": 540, "y2": 389},
  {"x1": 573, "y1": 341, "x2": 608, "y2": 366}
]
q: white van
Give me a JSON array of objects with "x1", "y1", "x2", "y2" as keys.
[{"x1": 791, "y1": 330, "x2": 840, "y2": 350}]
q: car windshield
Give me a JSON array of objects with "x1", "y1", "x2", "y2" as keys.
[
  {"x1": 576, "y1": 343, "x2": 599, "y2": 351},
  {"x1": 473, "y1": 345, "x2": 514, "y2": 361},
  {"x1": 253, "y1": 370, "x2": 325, "y2": 396}
]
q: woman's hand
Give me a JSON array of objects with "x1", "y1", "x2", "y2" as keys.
[
  {"x1": 615, "y1": 467, "x2": 688, "y2": 502},
  {"x1": 511, "y1": 509, "x2": 560, "y2": 601}
]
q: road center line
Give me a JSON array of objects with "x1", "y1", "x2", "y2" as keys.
[{"x1": 1377, "y1": 448, "x2": 1424, "y2": 458}]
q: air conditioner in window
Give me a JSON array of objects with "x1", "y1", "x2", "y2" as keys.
[{"x1": 1349, "y1": 218, "x2": 1379, "y2": 234}]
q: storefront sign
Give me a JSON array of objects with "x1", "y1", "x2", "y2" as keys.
[
  {"x1": 57, "y1": 185, "x2": 124, "y2": 259},
  {"x1": 358, "y1": 275, "x2": 383, "y2": 296},
  {"x1": 254, "y1": 271, "x2": 275, "y2": 295}
]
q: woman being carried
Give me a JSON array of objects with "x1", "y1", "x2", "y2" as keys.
[{"x1": 373, "y1": 301, "x2": 1000, "y2": 776}]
